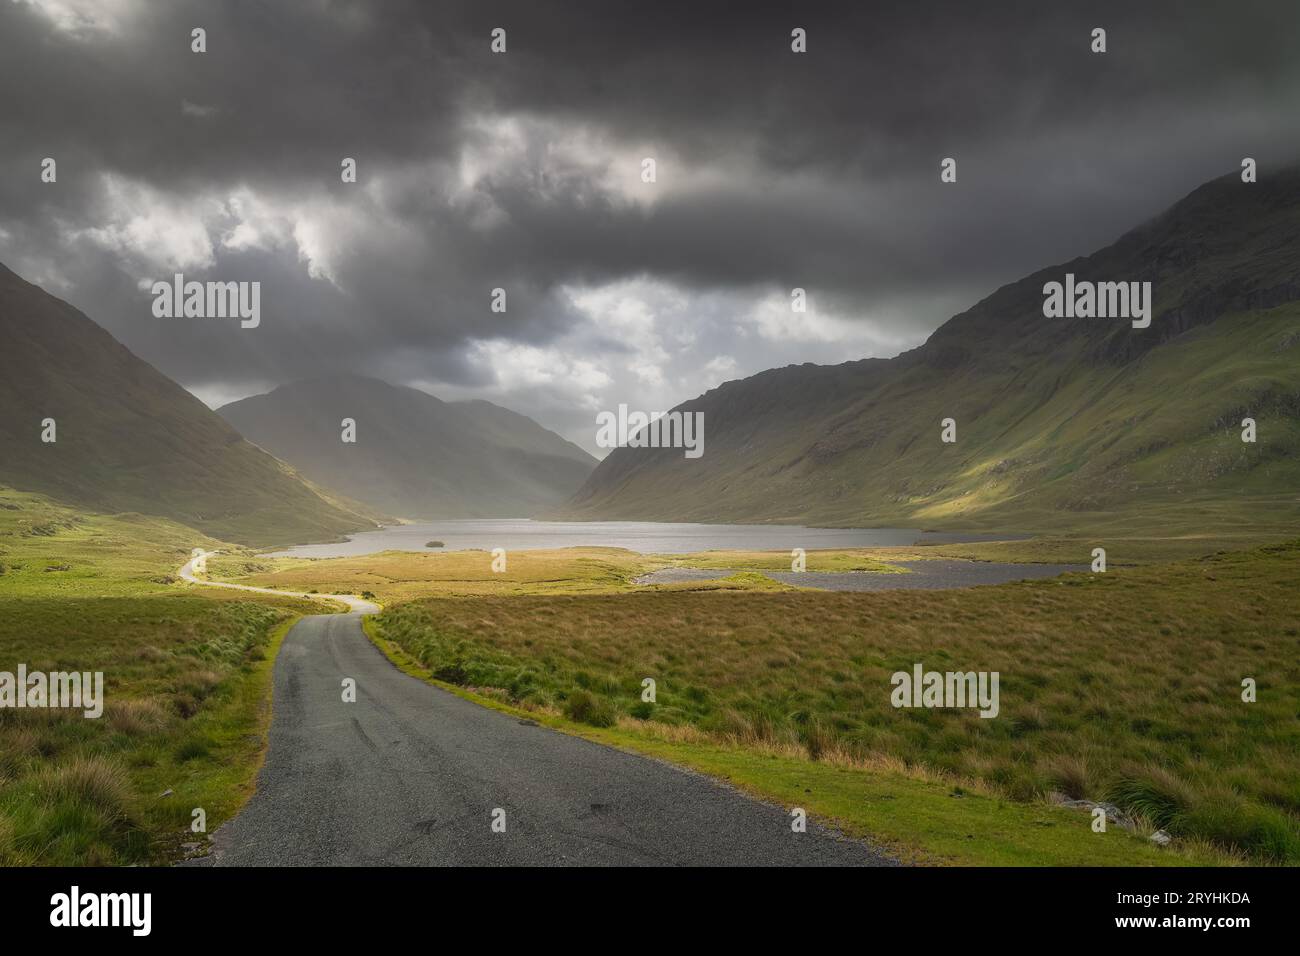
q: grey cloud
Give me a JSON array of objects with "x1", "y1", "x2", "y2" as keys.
[{"x1": 2, "y1": 0, "x2": 1299, "y2": 452}]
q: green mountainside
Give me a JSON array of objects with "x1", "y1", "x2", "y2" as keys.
[
  {"x1": 0, "y1": 263, "x2": 379, "y2": 547},
  {"x1": 563, "y1": 169, "x2": 1300, "y2": 536}
]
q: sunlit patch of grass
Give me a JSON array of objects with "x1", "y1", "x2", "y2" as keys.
[
  {"x1": 0, "y1": 487, "x2": 222, "y2": 599},
  {"x1": 653, "y1": 550, "x2": 909, "y2": 573},
  {"x1": 205, "y1": 547, "x2": 655, "y2": 603}
]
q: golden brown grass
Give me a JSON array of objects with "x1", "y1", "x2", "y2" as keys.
[{"x1": 207, "y1": 547, "x2": 654, "y2": 602}]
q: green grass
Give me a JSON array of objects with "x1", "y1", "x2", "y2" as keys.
[
  {"x1": 0, "y1": 486, "x2": 331, "y2": 864},
  {"x1": 370, "y1": 540, "x2": 1300, "y2": 864},
  {"x1": 362, "y1": 617, "x2": 1232, "y2": 866},
  {"x1": 207, "y1": 535, "x2": 1283, "y2": 611},
  {"x1": 0, "y1": 262, "x2": 381, "y2": 548},
  {"x1": 561, "y1": 302, "x2": 1300, "y2": 543},
  {"x1": 0, "y1": 488, "x2": 224, "y2": 598},
  {"x1": 0, "y1": 596, "x2": 313, "y2": 864},
  {"x1": 864, "y1": 533, "x2": 1300, "y2": 566},
  {"x1": 5, "y1": 483, "x2": 1295, "y2": 866}
]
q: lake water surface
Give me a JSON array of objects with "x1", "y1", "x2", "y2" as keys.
[{"x1": 267, "y1": 519, "x2": 1021, "y2": 558}]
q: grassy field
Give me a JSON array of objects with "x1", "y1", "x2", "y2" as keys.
[
  {"x1": 0, "y1": 488, "x2": 223, "y2": 597},
  {"x1": 368, "y1": 541, "x2": 1300, "y2": 864},
  {"x1": 865, "y1": 531, "x2": 1300, "y2": 565},
  {"x1": 6, "y1": 483, "x2": 1297, "y2": 866},
  {"x1": 654, "y1": 550, "x2": 908, "y2": 573},
  {"x1": 365, "y1": 622, "x2": 1230, "y2": 866},
  {"x1": 205, "y1": 544, "x2": 928, "y2": 605},
  {"x1": 0, "y1": 487, "x2": 328, "y2": 864},
  {"x1": 205, "y1": 547, "x2": 654, "y2": 602},
  {"x1": 201, "y1": 535, "x2": 1219, "y2": 609},
  {"x1": 205, "y1": 527, "x2": 1298, "y2": 613}
]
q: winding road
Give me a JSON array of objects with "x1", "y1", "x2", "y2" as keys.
[{"x1": 179, "y1": 551, "x2": 893, "y2": 866}]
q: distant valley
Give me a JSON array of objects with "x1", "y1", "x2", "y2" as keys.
[{"x1": 219, "y1": 375, "x2": 595, "y2": 520}]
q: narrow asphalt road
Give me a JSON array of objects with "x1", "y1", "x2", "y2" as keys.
[{"x1": 180, "y1": 552, "x2": 893, "y2": 866}]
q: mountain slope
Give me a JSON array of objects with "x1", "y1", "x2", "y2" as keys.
[
  {"x1": 218, "y1": 376, "x2": 596, "y2": 519},
  {"x1": 0, "y1": 263, "x2": 379, "y2": 547},
  {"x1": 564, "y1": 168, "x2": 1300, "y2": 535}
]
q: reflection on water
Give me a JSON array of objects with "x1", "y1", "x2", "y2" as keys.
[{"x1": 268, "y1": 519, "x2": 1022, "y2": 558}]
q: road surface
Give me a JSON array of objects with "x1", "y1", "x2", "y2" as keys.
[{"x1": 179, "y1": 552, "x2": 894, "y2": 866}]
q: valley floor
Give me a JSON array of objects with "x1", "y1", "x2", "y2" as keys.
[
  {"x1": 358, "y1": 543, "x2": 1299, "y2": 865},
  {"x1": 1, "y1": 486, "x2": 1296, "y2": 866}
]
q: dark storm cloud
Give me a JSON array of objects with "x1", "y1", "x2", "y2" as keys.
[{"x1": 2, "y1": 0, "x2": 1299, "y2": 450}]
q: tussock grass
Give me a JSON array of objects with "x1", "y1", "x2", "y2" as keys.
[
  {"x1": 375, "y1": 541, "x2": 1300, "y2": 863},
  {"x1": 0, "y1": 599, "x2": 306, "y2": 864},
  {"x1": 37, "y1": 757, "x2": 131, "y2": 818}
]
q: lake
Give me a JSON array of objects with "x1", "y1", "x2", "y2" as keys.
[{"x1": 267, "y1": 519, "x2": 1022, "y2": 558}]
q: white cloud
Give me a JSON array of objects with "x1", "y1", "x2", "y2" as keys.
[
  {"x1": 61, "y1": 173, "x2": 379, "y2": 290},
  {"x1": 704, "y1": 355, "x2": 738, "y2": 380},
  {"x1": 467, "y1": 339, "x2": 612, "y2": 409},
  {"x1": 746, "y1": 291, "x2": 870, "y2": 344},
  {"x1": 450, "y1": 112, "x2": 759, "y2": 213},
  {"x1": 12, "y1": 0, "x2": 142, "y2": 37},
  {"x1": 70, "y1": 174, "x2": 219, "y2": 272},
  {"x1": 742, "y1": 290, "x2": 925, "y2": 356}
]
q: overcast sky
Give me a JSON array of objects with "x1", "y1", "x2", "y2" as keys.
[{"x1": 3, "y1": 0, "x2": 1299, "y2": 455}]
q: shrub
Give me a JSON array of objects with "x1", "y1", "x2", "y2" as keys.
[
  {"x1": 106, "y1": 698, "x2": 171, "y2": 736},
  {"x1": 564, "y1": 690, "x2": 616, "y2": 728},
  {"x1": 804, "y1": 720, "x2": 842, "y2": 761},
  {"x1": 1042, "y1": 754, "x2": 1094, "y2": 800},
  {"x1": 175, "y1": 669, "x2": 223, "y2": 702},
  {"x1": 431, "y1": 660, "x2": 469, "y2": 684},
  {"x1": 1179, "y1": 797, "x2": 1300, "y2": 863},
  {"x1": 37, "y1": 757, "x2": 131, "y2": 819},
  {"x1": 1107, "y1": 766, "x2": 1194, "y2": 828}
]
